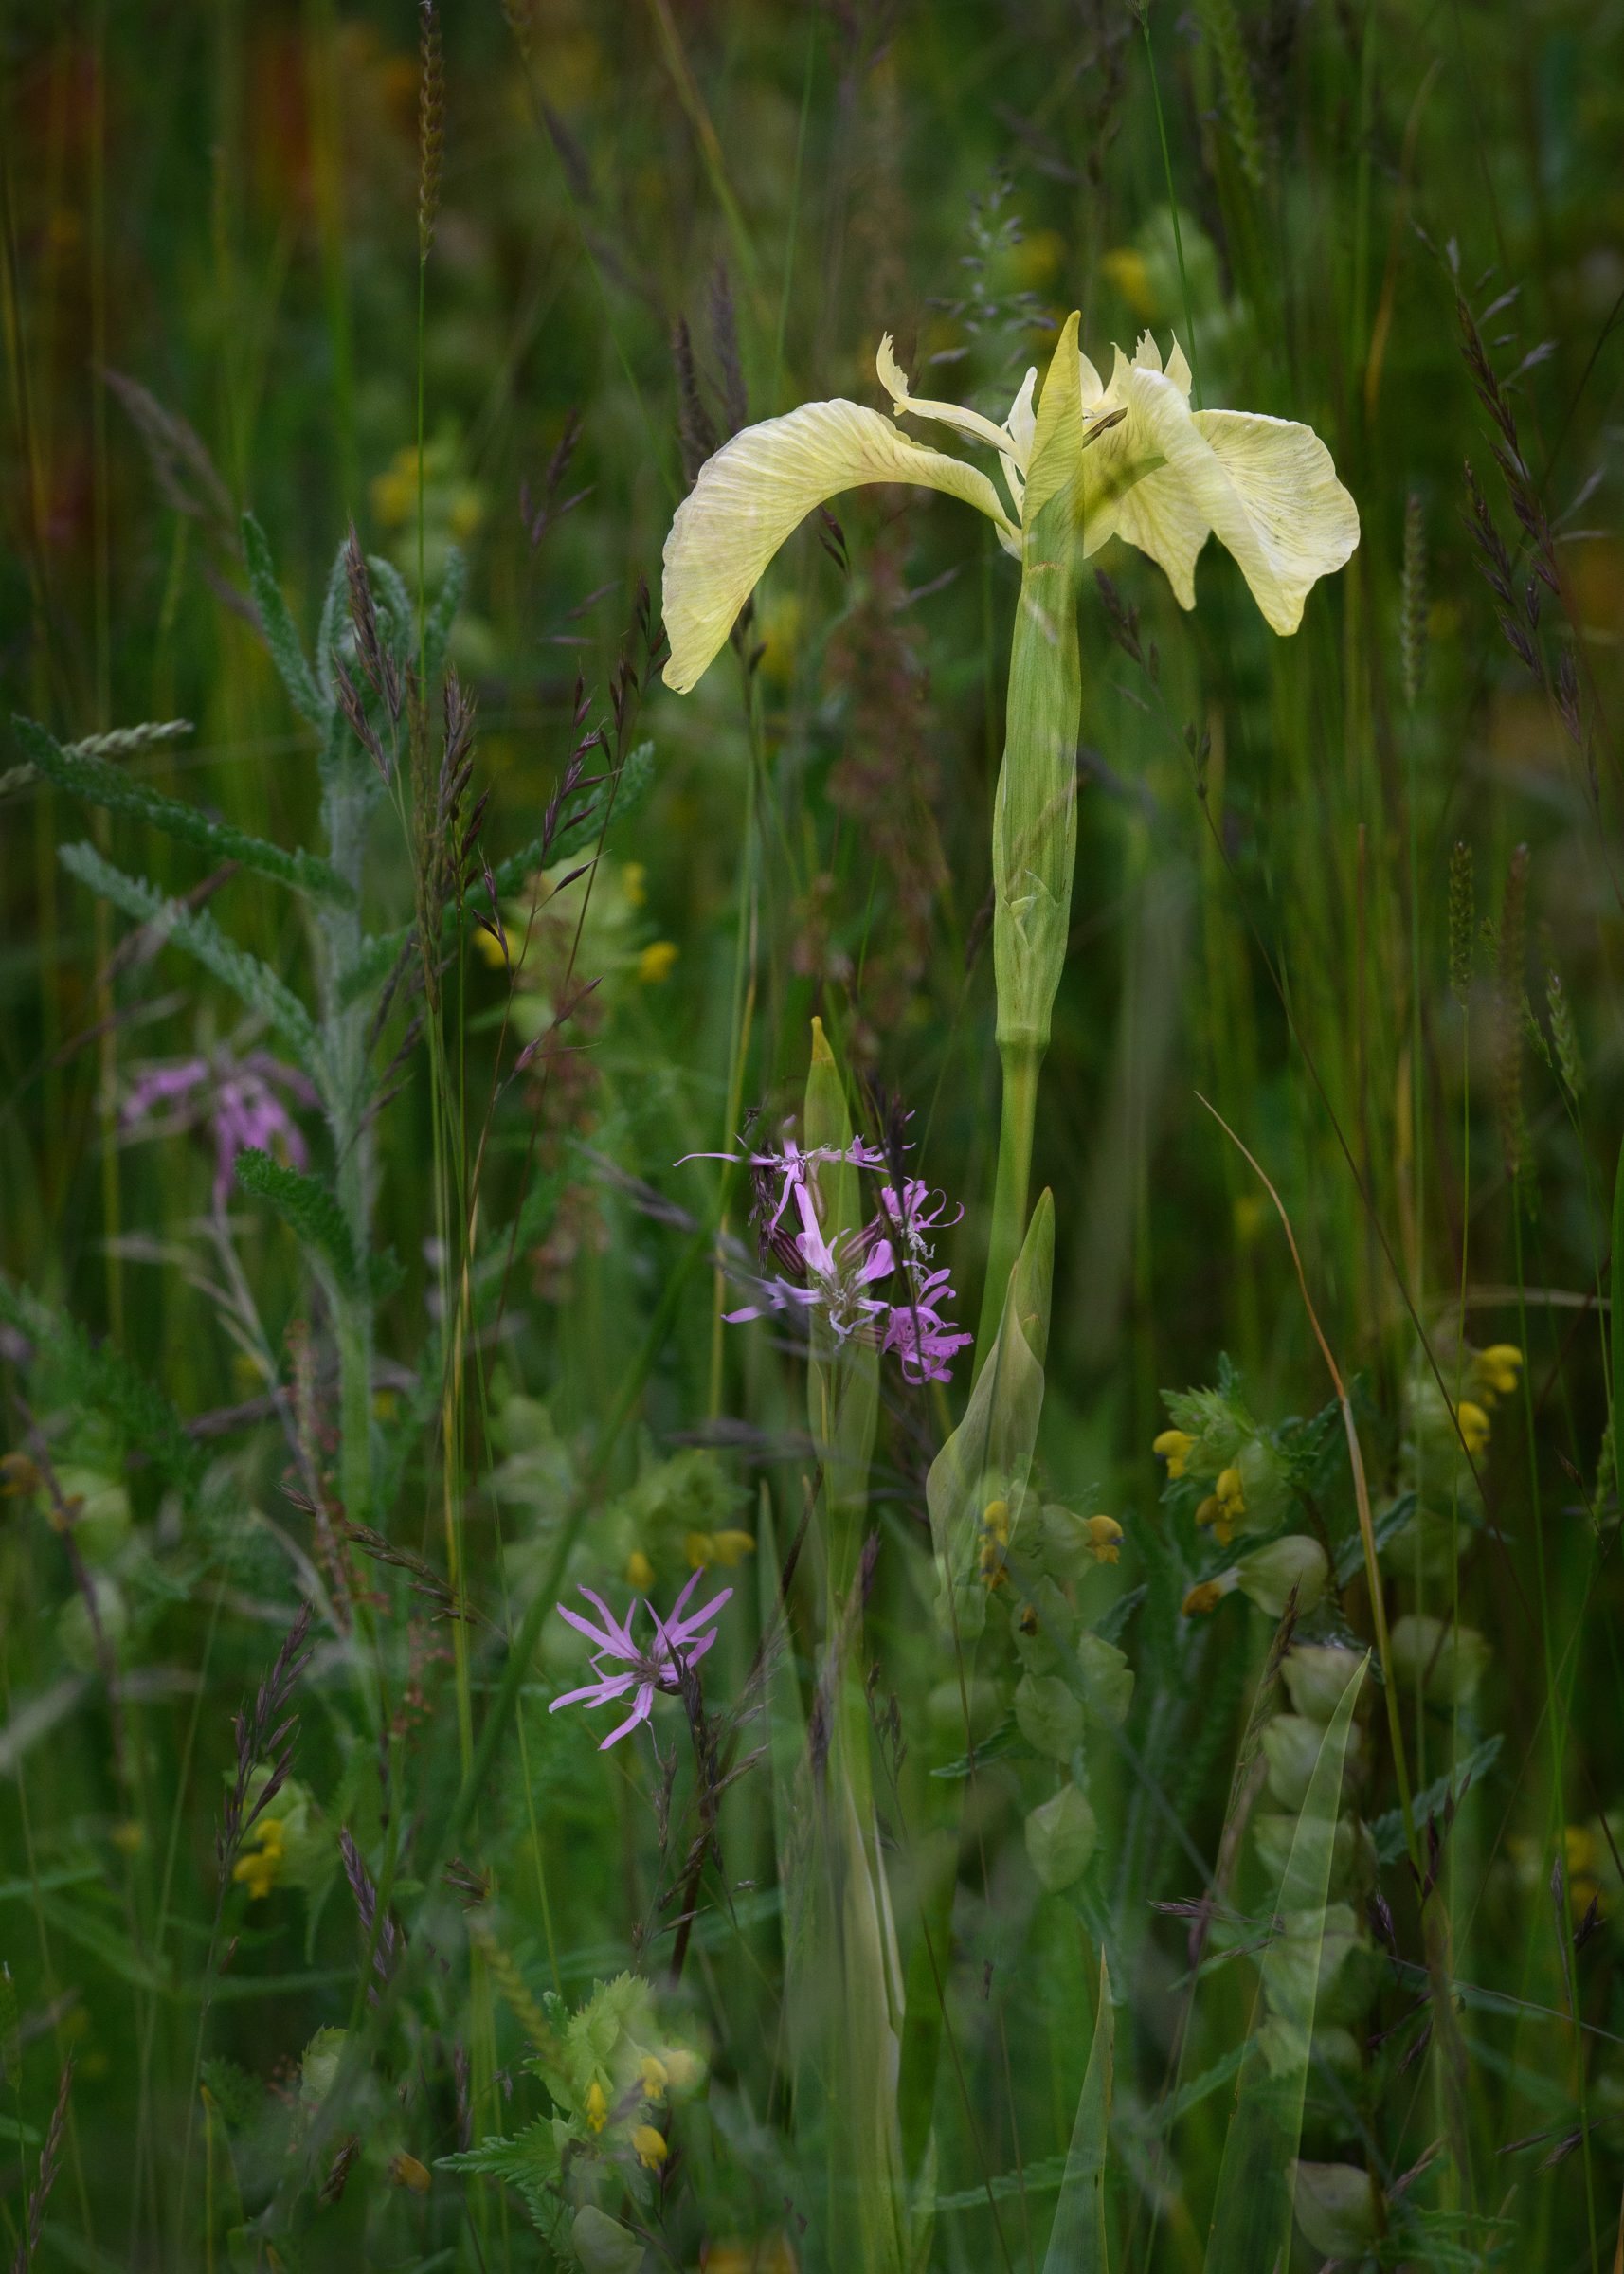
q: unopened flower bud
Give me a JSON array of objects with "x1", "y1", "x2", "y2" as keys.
[
  {"x1": 1389, "y1": 1614, "x2": 1490, "y2": 1704},
  {"x1": 1281, "y1": 1643, "x2": 1366, "y2": 1724}
]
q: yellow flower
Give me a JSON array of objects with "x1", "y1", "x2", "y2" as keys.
[
  {"x1": 1153, "y1": 1430, "x2": 1194, "y2": 1480},
  {"x1": 685, "y1": 1527, "x2": 757, "y2": 1569},
  {"x1": 638, "y1": 941, "x2": 678, "y2": 984},
  {"x1": 1454, "y1": 1400, "x2": 1491, "y2": 1457},
  {"x1": 1565, "y1": 1825, "x2": 1597, "y2": 1870},
  {"x1": 586, "y1": 2080, "x2": 608, "y2": 2133},
  {"x1": 473, "y1": 923, "x2": 510, "y2": 970},
  {"x1": 389, "y1": 2153, "x2": 432, "y2": 2194},
  {"x1": 978, "y1": 1499, "x2": 1011, "y2": 1590},
  {"x1": 659, "y1": 325, "x2": 1358, "y2": 693},
  {"x1": 640, "y1": 2054, "x2": 668, "y2": 2103},
  {"x1": 622, "y1": 862, "x2": 648, "y2": 909},
  {"x1": 110, "y1": 1819, "x2": 144, "y2": 1856},
  {"x1": 1475, "y1": 1344, "x2": 1524, "y2": 1402},
  {"x1": 1183, "y1": 1536, "x2": 1328, "y2": 1620},
  {"x1": 1084, "y1": 1515, "x2": 1124, "y2": 1566},
  {"x1": 625, "y1": 1549, "x2": 656, "y2": 1591},
  {"x1": 1102, "y1": 247, "x2": 1156, "y2": 319},
  {"x1": 1216, "y1": 1467, "x2": 1246, "y2": 1524},
  {"x1": 1194, "y1": 1494, "x2": 1233, "y2": 1547},
  {"x1": 632, "y1": 2123, "x2": 667, "y2": 2171},
  {"x1": 232, "y1": 1815, "x2": 286, "y2": 1902}
]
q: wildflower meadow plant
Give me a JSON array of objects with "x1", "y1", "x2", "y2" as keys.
[{"x1": 2, "y1": 10, "x2": 1622, "y2": 2274}]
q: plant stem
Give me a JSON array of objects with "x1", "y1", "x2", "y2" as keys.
[
  {"x1": 979, "y1": 1041, "x2": 1040, "y2": 1360},
  {"x1": 1141, "y1": 1, "x2": 1203, "y2": 408}
]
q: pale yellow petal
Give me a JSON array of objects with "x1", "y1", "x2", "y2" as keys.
[
  {"x1": 660, "y1": 400, "x2": 1014, "y2": 692},
  {"x1": 1075, "y1": 346, "x2": 1165, "y2": 554},
  {"x1": 1109, "y1": 463, "x2": 1210, "y2": 607},
  {"x1": 1002, "y1": 369, "x2": 1038, "y2": 462},
  {"x1": 998, "y1": 368, "x2": 1038, "y2": 519},
  {"x1": 1093, "y1": 365, "x2": 1358, "y2": 631},
  {"x1": 1191, "y1": 406, "x2": 1361, "y2": 631},
  {"x1": 874, "y1": 333, "x2": 1023, "y2": 463}
]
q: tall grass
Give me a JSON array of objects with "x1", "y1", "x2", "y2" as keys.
[{"x1": 1, "y1": 2, "x2": 1622, "y2": 2270}]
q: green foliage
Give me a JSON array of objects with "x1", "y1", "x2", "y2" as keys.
[
  {"x1": 0, "y1": 1273, "x2": 207, "y2": 1504},
  {"x1": 241, "y1": 512, "x2": 330, "y2": 727},
  {"x1": 13, "y1": 714, "x2": 354, "y2": 908},
  {"x1": 2, "y1": 7, "x2": 1620, "y2": 2266},
  {"x1": 57, "y1": 839, "x2": 322, "y2": 1072}
]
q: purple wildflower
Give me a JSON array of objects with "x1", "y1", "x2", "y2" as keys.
[
  {"x1": 702, "y1": 1130, "x2": 973, "y2": 1382},
  {"x1": 548, "y1": 1569, "x2": 732, "y2": 1749},
  {"x1": 122, "y1": 1047, "x2": 318, "y2": 1207}
]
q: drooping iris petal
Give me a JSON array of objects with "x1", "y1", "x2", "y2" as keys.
[
  {"x1": 1182, "y1": 404, "x2": 1362, "y2": 634},
  {"x1": 1081, "y1": 339, "x2": 1358, "y2": 633},
  {"x1": 660, "y1": 399, "x2": 1016, "y2": 692}
]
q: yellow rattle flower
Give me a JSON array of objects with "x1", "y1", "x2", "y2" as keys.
[
  {"x1": 231, "y1": 1815, "x2": 286, "y2": 1903},
  {"x1": 1454, "y1": 1400, "x2": 1490, "y2": 1458},
  {"x1": 632, "y1": 2123, "x2": 667, "y2": 2171},
  {"x1": 1153, "y1": 1430, "x2": 1194, "y2": 1479},
  {"x1": 1084, "y1": 1515, "x2": 1124, "y2": 1566},
  {"x1": 978, "y1": 1499, "x2": 1011, "y2": 1590}
]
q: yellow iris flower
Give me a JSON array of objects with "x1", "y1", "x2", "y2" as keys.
[{"x1": 660, "y1": 323, "x2": 1358, "y2": 693}]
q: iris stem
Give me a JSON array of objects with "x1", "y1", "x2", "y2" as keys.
[{"x1": 977, "y1": 1043, "x2": 1041, "y2": 1369}]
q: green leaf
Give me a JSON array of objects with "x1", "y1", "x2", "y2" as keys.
[
  {"x1": 337, "y1": 928, "x2": 411, "y2": 1009},
  {"x1": 241, "y1": 513, "x2": 328, "y2": 725},
  {"x1": 1369, "y1": 1733, "x2": 1504, "y2": 1865},
  {"x1": 1613, "y1": 1128, "x2": 1624, "y2": 1471},
  {"x1": 0, "y1": 1275, "x2": 207, "y2": 1504},
  {"x1": 1043, "y1": 1952, "x2": 1114, "y2": 2274},
  {"x1": 367, "y1": 552, "x2": 415, "y2": 656},
  {"x1": 424, "y1": 547, "x2": 466, "y2": 683},
  {"x1": 58, "y1": 840, "x2": 321, "y2": 1074},
  {"x1": 1201, "y1": 1652, "x2": 1368, "y2": 2273},
  {"x1": 1090, "y1": 1585, "x2": 1146, "y2": 1647},
  {"x1": 13, "y1": 715, "x2": 353, "y2": 908},
  {"x1": 1332, "y1": 1489, "x2": 1416, "y2": 1584},
  {"x1": 440, "y1": 2121, "x2": 573, "y2": 2252},
  {"x1": 314, "y1": 535, "x2": 352, "y2": 703},
  {"x1": 41, "y1": 1894, "x2": 170, "y2": 1994},
  {"x1": 926, "y1": 1192, "x2": 1055, "y2": 1644},
  {"x1": 234, "y1": 1149, "x2": 360, "y2": 1296}
]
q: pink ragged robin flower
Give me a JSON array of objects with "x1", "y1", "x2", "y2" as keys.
[{"x1": 548, "y1": 1569, "x2": 732, "y2": 1750}]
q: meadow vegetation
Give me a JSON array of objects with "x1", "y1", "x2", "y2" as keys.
[{"x1": 1, "y1": 0, "x2": 1622, "y2": 2267}]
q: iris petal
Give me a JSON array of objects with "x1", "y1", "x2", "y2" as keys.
[{"x1": 661, "y1": 400, "x2": 1015, "y2": 692}]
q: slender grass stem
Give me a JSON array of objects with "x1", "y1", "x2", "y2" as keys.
[{"x1": 1140, "y1": 3, "x2": 1202, "y2": 409}]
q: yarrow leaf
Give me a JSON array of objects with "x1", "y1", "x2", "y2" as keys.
[
  {"x1": 13, "y1": 716, "x2": 354, "y2": 910},
  {"x1": 58, "y1": 840, "x2": 322, "y2": 1075},
  {"x1": 241, "y1": 513, "x2": 330, "y2": 727}
]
